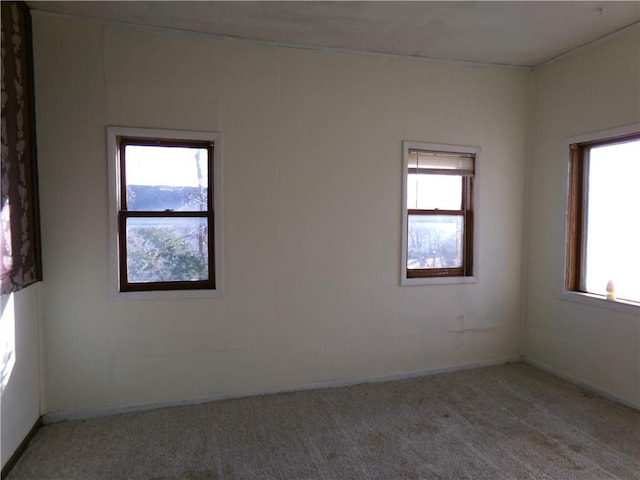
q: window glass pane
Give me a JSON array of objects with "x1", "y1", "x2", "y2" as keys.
[
  {"x1": 407, "y1": 174, "x2": 462, "y2": 210},
  {"x1": 407, "y1": 215, "x2": 463, "y2": 269},
  {"x1": 584, "y1": 139, "x2": 640, "y2": 302},
  {"x1": 126, "y1": 217, "x2": 209, "y2": 283},
  {"x1": 125, "y1": 145, "x2": 208, "y2": 211}
]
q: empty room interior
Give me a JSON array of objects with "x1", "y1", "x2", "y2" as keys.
[{"x1": 1, "y1": 1, "x2": 639, "y2": 478}]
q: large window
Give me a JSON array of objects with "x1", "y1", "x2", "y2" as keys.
[
  {"x1": 401, "y1": 141, "x2": 478, "y2": 285},
  {"x1": 566, "y1": 129, "x2": 640, "y2": 304},
  {"x1": 108, "y1": 127, "x2": 223, "y2": 296}
]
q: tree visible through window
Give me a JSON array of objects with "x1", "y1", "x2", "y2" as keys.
[
  {"x1": 115, "y1": 136, "x2": 216, "y2": 292},
  {"x1": 401, "y1": 141, "x2": 477, "y2": 283},
  {"x1": 566, "y1": 132, "x2": 640, "y2": 303}
]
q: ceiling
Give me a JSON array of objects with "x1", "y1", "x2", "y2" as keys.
[{"x1": 26, "y1": 1, "x2": 640, "y2": 68}]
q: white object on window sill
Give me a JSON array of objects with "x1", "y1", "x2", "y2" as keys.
[{"x1": 606, "y1": 280, "x2": 616, "y2": 301}]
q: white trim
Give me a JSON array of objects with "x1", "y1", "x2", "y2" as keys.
[
  {"x1": 564, "y1": 123, "x2": 640, "y2": 148},
  {"x1": 400, "y1": 141, "x2": 481, "y2": 287},
  {"x1": 560, "y1": 123, "x2": 640, "y2": 308},
  {"x1": 41, "y1": 356, "x2": 519, "y2": 424},
  {"x1": 523, "y1": 356, "x2": 639, "y2": 411},
  {"x1": 557, "y1": 291, "x2": 640, "y2": 316},
  {"x1": 106, "y1": 126, "x2": 224, "y2": 300}
]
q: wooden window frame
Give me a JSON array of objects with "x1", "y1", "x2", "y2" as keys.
[
  {"x1": 401, "y1": 141, "x2": 478, "y2": 285},
  {"x1": 565, "y1": 131, "x2": 640, "y2": 294},
  {"x1": 114, "y1": 133, "x2": 218, "y2": 293}
]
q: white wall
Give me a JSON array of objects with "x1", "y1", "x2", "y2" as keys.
[
  {"x1": 524, "y1": 25, "x2": 640, "y2": 407},
  {"x1": 32, "y1": 14, "x2": 529, "y2": 415},
  {"x1": 1, "y1": 284, "x2": 41, "y2": 468}
]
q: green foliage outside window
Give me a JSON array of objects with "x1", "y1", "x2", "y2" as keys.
[{"x1": 127, "y1": 227, "x2": 207, "y2": 283}]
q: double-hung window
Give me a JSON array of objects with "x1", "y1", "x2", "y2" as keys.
[
  {"x1": 108, "y1": 127, "x2": 223, "y2": 296},
  {"x1": 401, "y1": 141, "x2": 477, "y2": 285},
  {"x1": 565, "y1": 127, "x2": 639, "y2": 304}
]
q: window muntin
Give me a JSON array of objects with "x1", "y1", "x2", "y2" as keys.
[
  {"x1": 124, "y1": 144, "x2": 209, "y2": 212},
  {"x1": 125, "y1": 217, "x2": 209, "y2": 283},
  {"x1": 566, "y1": 133, "x2": 640, "y2": 303},
  {"x1": 117, "y1": 136, "x2": 215, "y2": 292},
  {"x1": 402, "y1": 143, "x2": 476, "y2": 282}
]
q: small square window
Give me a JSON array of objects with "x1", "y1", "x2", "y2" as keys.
[
  {"x1": 108, "y1": 128, "x2": 223, "y2": 296},
  {"x1": 401, "y1": 141, "x2": 478, "y2": 285}
]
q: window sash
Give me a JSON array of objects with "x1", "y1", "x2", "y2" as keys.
[
  {"x1": 405, "y1": 174, "x2": 474, "y2": 278},
  {"x1": 117, "y1": 137, "x2": 216, "y2": 292},
  {"x1": 118, "y1": 138, "x2": 213, "y2": 211},
  {"x1": 119, "y1": 214, "x2": 214, "y2": 291},
  {"x1": 406, "y1": 211, "x2": 466, "y2": 277},
  {"x1": 407, "y1": 266, "x2": 466, "y2": 278},
  {"x1": 408, "y1": 209, "x2": 464, "y2": 216}
]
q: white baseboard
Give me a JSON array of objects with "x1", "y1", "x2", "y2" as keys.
[
  {"x1": 42, "y1": 356, "x2": 519, "y2": 425},
  {"x1": 522, "y1": 356, "x2": 640, "y2": 411}
]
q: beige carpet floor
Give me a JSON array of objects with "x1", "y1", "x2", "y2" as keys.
[{"x1": 6, "y1": 363, "x2": 640, "y2": 479}]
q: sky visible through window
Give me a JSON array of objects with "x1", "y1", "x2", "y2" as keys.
[
  {"x1": 585, "y1": 139, "x2": 640, "y2": 302},
  {"x1": 125, "y1": 145, "x2": 207, "y2": 187},
  {"x1": 407, "y1": 174, "x2": 461, "y2": 210}
]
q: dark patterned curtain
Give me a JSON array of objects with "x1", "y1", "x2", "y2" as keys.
[{"x1": 1, "y1": 1, "x2": 42, "y2": 294}]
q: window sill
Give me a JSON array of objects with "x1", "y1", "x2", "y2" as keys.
[
  {"x1": 401, "y1": 276, "x2": 478, "y2": 287},
  {"x1": 558, "y1": 291, "x2": 640, "y2": 315},
  {"x1": 112, "y1": 289, "x2": 223, "y2": 301}
]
